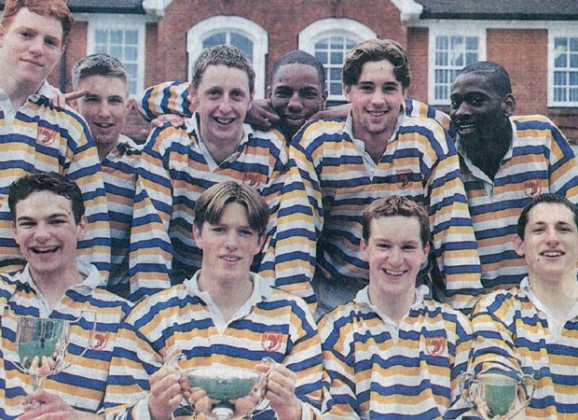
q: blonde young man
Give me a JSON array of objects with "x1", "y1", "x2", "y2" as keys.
[
  {"x1": 129, "y1": 45, "x2": 288, "y2": 297},
  {"x1": 0, "y1": 0, "x2": 110, "y2": 277},
  {"x1": 104, "y1": 181, "x2": 324, "y2": 419}
]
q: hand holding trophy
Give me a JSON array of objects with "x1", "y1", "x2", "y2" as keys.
[
  {"x1": 7, "y1": 310, "x2": 97, "y2": 411},
  {"x1": 460, "y1": 363, "x2": 535, "y2": 419},
  {"x1": 166, "y1": 350, "x2": 271, "y2": 420}
]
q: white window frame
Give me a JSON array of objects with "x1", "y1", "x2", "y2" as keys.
[
  {"x1": 85, "y1": 15, "x2": 147, "y2": 96},
  {"x1": 187, "y1": 16, "x2": 268, "y2": 99},
  {"x1": 548, "y1": 25, "x2": 578, "y2": 107},
  {"x1": 299, "y1": 18, "x2": 376, "y2": 101},
  {"x1": 428, "y1": 24, "x2": 486, "y2": 105}
]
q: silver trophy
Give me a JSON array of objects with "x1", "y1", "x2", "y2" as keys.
[
  {"x1": 166, "y1": 352, "x2": 271, "y2": 420},
  {"x1": 15, "y1": 316, "x2": 71, "y2": 392},
  {"x1": 2, "y1": 309, "x2": 97, "y2": 410},
  {"x1": 460, "y1": 364, "x2": 535, "y2": 419}
]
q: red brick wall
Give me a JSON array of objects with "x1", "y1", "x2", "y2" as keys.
[{"x1": 406, "y1": 27, "x2": 429, "y2": 103}]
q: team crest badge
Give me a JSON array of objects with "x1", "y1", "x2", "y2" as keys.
[
  {"x1": 524, "y1": 180, "x2": 541, "y2": 198},
  {"x1": 242, "y1": 172, "x2": 261, "y2": 188},
  {"x1": 261, "y1": 332, "x2": 282, "y2": 352},
  {"x1": 425, "y1": 336, "x2": 446, "y2": 356},
  {"x1": 395, "y1": 170, "x2": 412, "y2": 190},
  {"x1": 37, "y1": 126, "x2": 58, "y2": 146},
  {"x1": 90, "y1": 331, "x2": 110, "y2": 351}
]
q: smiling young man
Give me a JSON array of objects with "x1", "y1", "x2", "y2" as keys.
[
  {"x1": 318, "y1": 195, "x2": 473, "y2": 418},
  {"x1": 71, "y1": 53, "x2": 141, "y2": 300},
  {"x1": 467, "y1": 193, "x2": 578, "y2": 418},
  {"x1": 0, "y1": 172, "x2": 130, "y2": 419},
  {"x1": 130, "y1": 45, "x2": 288, "y2": 296},
  {"x1": 104, "y1": 181, "x2": 324, "y2": 420},
  {"x1": 450, "y1": 61, "x2": 578, "y2": 293},
  {"x1": 273, "y1": 39, "x2": 481, "y2": 316},
  {"x1": 0, "y1": 0, "x2": 110, "y2": 278}
]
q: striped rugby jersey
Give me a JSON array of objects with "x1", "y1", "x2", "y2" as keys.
[
  {"x1": 101, "y1": 135, "x2": 140, "y2": 300},
  {"x1": 318, "y1": 285, "x2": 473, "y2": 418},
  {"x1": 269, "y1": 113, "x2": 482, "y2": 311},
  {"x1": 0, "y1": 262, "x2": 131, "y2": 418},
  {"x1": 0, "y1": 82, "x2": 111, "y2": 277},
  {"x1": 469, "y1": 277, "x2": 578, "y2": 418},
  {"x1": 456, "y1": 115, "x2": 578, "y2": 292},
  {"x1": 129, "y1": 114, "x2": 288, "y2": 296},
  {"x1": 103, "y1": 271, "x2": 324, "y2": 419}
]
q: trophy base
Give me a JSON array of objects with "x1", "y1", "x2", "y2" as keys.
[{"x1": 212, "y1": 402, "x2": 235, "y2": 420}]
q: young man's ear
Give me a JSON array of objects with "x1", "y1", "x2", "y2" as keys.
[
  {"x1": 77, "y1": 215, "x2": 88, "y2": 241},
  {"x1": 359, "y1": 238, "x2": 368, "y2": 261},
  {"x1": 512, "y1": 234, "x2": 525, "y2": 257},
  {"x1": 503, "y1": 93, "x2": 516, "y2": 117}
]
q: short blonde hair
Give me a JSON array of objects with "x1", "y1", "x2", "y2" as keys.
[{"x1": 194, "y1": 182, "x2": 268, "y2": 235}]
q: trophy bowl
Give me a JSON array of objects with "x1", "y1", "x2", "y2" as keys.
[
  {"x1": 460, "y1": 365, "x2": 535, "y2": 419},
  {"x1": 16, "y1": 317, "x2": 71, "y2": 389},
  {"x1": 183, "y1": 365, "x2": 268, "y2": 420}
]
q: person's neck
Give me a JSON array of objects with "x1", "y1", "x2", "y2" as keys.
[
  {"x1": 370, "y1": 288, "x2": 415, "y2": 326},
  {"x1": 198, "y1": 270, "x2": 254, "y2": 322},
  {"x1": 0, "y1": 74, "x2": 43, "y2": 110},
  {"x1": 530, "y1": 274, "x2": 578, "y2": 326},
  {"x1": 29, "y1": 264, "x2": 83, "y2": 311},
  {"x1": 97, "y1": 141, "x2": 118, "y2": 162},
  {"x1": 463, "y1": 125, "x2": 512, "y2": 181}
]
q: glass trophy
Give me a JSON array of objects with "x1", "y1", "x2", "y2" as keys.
[{"x1": 460, "y1": 365, "x2": 535, "y2": 419}]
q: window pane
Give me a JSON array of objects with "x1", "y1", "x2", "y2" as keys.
[
  {"x1": 552, "y1": 37, "x2": 578, "y2": 104},
  {"x1": 231, "y1": 32, "x2": 253, "y2": 62},
  {"x1": 203, "y1": 33, "x2": 226, "y2": 48},
  {"x1": 315, "y1": 35, "x2": 356, "y2": 97},
  {"x1": 433, "y1": 34, "x2": 480, "y2": 102},
  {"x1": 91, "y1": 27, "x2": 141, "y2": 95},
  {"x1": 125, "y1": 30, "x2": 138, "y2": 45},
  {"x1": 110, "y1": 30, "x2": 123, "y2": 45}
]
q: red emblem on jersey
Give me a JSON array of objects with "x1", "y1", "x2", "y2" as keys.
[
  {"x1": 242, "y1": 172, "x2": 261, "y2": 187},
  {"x1": 425, "y1": 336, "x2": 446, "y2": 356},
  {"x1": 524, "y1": 180, "x2": 541, "y2": 198},
  {"x1": 37, "y1": 126, "x2": 58, "y2": 146},
  {"x1": 90, "y1": 331, "x2": 110, "y2": 351},
  {"x1": 395, "y1": 170, "x2": 412, "y2": 189},
  {"x1": 261, "y1": 332, "x2": 282, "y2": 352}
]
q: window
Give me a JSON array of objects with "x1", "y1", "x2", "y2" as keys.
[
  {"x1": 549, "y1": 31, "x2": 578, "y2": 107},
  {"x1": 428, "y1": 27, "x2": 485, "y2": 105},
  {"x1": 299, "y1": 19, "x2": 376, "y2": 102},
  {"x1": 86, "y1": 16, "x2": 146, "y2": 96},
  {"x1": 188, "y1": 16, "x2": 268, "y2": 98}
]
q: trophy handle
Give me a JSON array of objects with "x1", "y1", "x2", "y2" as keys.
[
  {"x1": 459, "y1": 372, "x2": 479, "y2": 412},
  {"x1": 505, "y1": 373, "x2": 535, "y2": 419},
  {"x1": 55, "y1": 310, "x2": 98, "y2": 372}
]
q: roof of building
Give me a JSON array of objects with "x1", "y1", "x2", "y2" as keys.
[
  {"x1": 0, "y1": 0, "x2": 145, "y2": 14},
  {"x1": 415, "y1": 0, "x2": 578, "y2": 20}
]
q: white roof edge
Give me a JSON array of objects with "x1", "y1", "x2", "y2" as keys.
[
  {"x1": 142, "y1": 0, "x2": 174, "y2": 17},
  {"x1": 390, "y1": 0, "x2": 424, "y2": 22}
]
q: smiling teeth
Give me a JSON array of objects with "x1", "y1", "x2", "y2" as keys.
[
  {"x1": 384, "y1": 269, "x2": 404, "y2": 276},
  {"x1": 33, "y1": 247, "x2": 57, "y2": 254},
  {"x1": 543, "y1": 251, "x2": 563, "y2": 257},
  {"x1": 216, "y1": 118, "x2": 234, "y2": 124},
  {"x1": 368, "y1": 111, "x2": 386, "y2": 117}
]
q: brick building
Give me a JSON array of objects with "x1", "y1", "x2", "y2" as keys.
[{"x1": 2, "y1": 0, "x2": 577, "y2": 143}]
